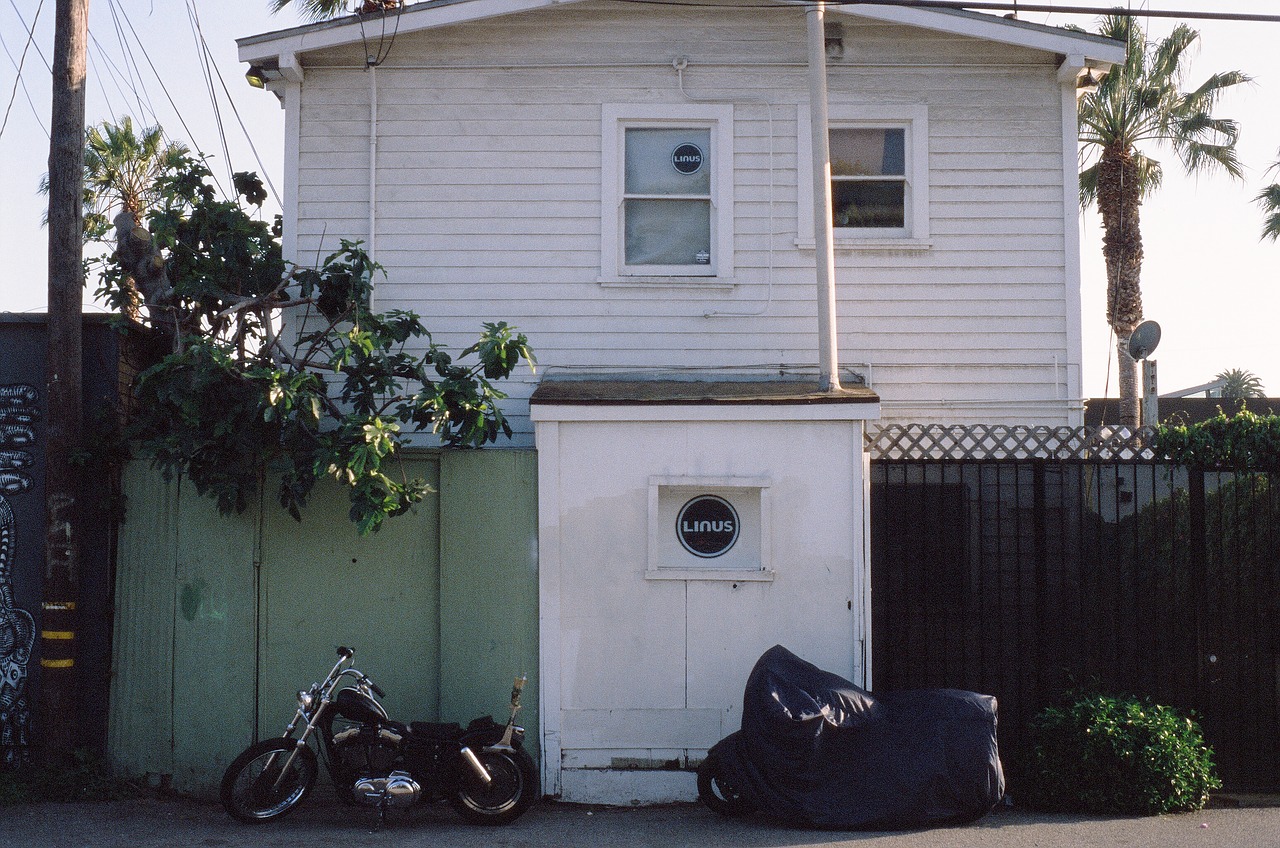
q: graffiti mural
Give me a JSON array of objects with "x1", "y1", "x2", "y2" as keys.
[{"x1": 0, "y1": 384, "x2": 38, "y2": 767}]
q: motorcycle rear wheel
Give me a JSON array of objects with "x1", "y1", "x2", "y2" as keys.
[
  {"x1": 449, "y1": 747, "x2": 538, "y2": 826},
  {"x1": 220, "y1": 738, "x2": 318, "y2": 823},
  {"x1": 697, "y1": 752, "x2": 754, "y2": 817}
]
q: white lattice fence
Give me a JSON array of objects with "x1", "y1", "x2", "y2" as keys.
[{"x1": 865, "y1": 423, "x2": 1159, "y2": 461}]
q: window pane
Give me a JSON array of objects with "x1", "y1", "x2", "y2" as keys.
[
  {"x1": 624, "y1": 199, "x2": 711, "y2": 265},
  {"x1": 829, "y1": 128, "x2": 905, "y2": 177},
  {"x1": 832, "y1": 180, "x2": 905, "y2": 228},
  {"x1": 625, "y1": 128, "x2": 712, "y2": 195}
]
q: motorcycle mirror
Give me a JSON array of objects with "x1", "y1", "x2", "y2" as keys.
[{"x1": 337, "y1": 646, "x2": 354, "y2": 659}]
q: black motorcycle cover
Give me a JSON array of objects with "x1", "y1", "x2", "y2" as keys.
[{"x1": 712, "y1": 645, "x2": 1004, "y2": 829}]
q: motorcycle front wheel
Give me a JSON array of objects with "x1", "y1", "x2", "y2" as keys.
[
  {"x1": 220, "y1": 738, "x2": 318, "y2": 823},
  {"x1": 697, "y1": 752, "x2": 754, "y2": 817},
  {"x1": 449, "y1": 747, "x2": 538, "y2": 826}
]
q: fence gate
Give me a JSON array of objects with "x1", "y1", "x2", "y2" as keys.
[{"x1": 867, "y1": 424, "x2": 1279, "y2": 790}]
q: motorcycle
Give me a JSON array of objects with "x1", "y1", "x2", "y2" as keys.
[
  {"x1": 697, "y1": 645, "x2": 1004, "y2": 829},
  {"x1": 220, "y1": 646, "x2": 538, "y2": 827}
]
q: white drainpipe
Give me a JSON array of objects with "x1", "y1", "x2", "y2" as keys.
[
  {"x1": 368, "y1": 62, "x2": 379, "y2": 262},
  {"x1": 806, "y1": 1, "x2": 841, "y2": 392}
]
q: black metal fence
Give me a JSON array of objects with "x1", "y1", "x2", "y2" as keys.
[{"x1": 870, "y1": 457, "x2": 1279, "y2": 790}]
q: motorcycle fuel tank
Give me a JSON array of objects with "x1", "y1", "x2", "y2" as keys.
[{"x1": 335, "y1": 687, "x2": 390, "y2": 724}]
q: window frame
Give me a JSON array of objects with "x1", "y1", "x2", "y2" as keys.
[
  {"x1": 601, "y1": 103, "x2": 735, "y2": 283},
  {"x1": 796, "y1": 103, "x2": 930, "y2": 248}
]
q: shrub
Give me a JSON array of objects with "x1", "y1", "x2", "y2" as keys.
[{"x1": 1028, "y1": 692, "x2": 1220, "y2": 815}]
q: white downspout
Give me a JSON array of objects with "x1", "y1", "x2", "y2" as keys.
[
  {"x1": 807, "y1": 2, "x2": 841, "y2": 392},
  {"x1": 368, "y1": 62, "x2": 379, "y2": 264}
]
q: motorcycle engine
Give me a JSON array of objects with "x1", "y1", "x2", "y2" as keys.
[
  {"x1": 334, "y1": 726, "x2": 421, "y2": 807},
  {"x1": 352, "y1": 770, "x2": 421, "y2": 807}
]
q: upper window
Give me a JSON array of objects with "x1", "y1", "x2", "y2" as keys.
[
  {"x1": 830, "y1": 127, "x2": 906, "y2": 229},
  {"x1": 797, "y1": 104, "x2": 929, "y2": 247},
  {"x1": 602, "y1": 104, "x2": 734, "y2": 282}
]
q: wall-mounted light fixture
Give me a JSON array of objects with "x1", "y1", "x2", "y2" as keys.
[{"x1": 245, "y1": 65, "x2": 268, "y2": 89}]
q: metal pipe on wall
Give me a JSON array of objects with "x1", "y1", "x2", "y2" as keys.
[{"x1": 806, "y1": 1, "x2": 841, "y2": 392}]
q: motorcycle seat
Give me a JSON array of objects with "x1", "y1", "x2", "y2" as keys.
[{"x1": 411, "y1": 721, "x2": 465, "y2": 740}]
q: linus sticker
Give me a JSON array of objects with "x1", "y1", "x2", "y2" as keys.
[
  {"x1": 671, "y1": 143, "x2": 705, "y2": 175},
  {"x1": 677, "y1": 495, "x2": 739, "y2": 558}
]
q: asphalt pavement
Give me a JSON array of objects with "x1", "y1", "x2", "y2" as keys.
[{"x1": 2, "y1": 797, "x2": 1279, "y2": 848}]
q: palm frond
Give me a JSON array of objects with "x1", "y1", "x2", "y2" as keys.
[
  {"x1": 1257, "y1": 182, "x2": 1280, "y2": 242},
  {"x1": 1079, "y1": 161, "x2": 1101, "y2": 210},
  {"x1": 270, "y1": 0, "x2": 349, "y2": 21}
]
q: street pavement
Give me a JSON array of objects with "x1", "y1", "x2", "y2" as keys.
[{"x1": 1, "y1": 797, "x2": 1278, "y2": 848}]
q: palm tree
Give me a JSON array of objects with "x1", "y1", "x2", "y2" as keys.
[
  {"x1": 1259, "y1": 153, "x2": 1280, "y2": 242},
  {"x1": 1078, "y1": 15, "x2": 1249, "y2": 426},
  {"x1": 47, "y1": 117, "x2": 189, "y2": 317},
  {"x1": 1215, "y1": 368, "x2": 1265, "y2": 400},
  {"x1": 269, "y1": 0, "x2": 402, "y2": 22},
  {"x1": 81, "y1": 117, "x2": 189, "y2": 239}
]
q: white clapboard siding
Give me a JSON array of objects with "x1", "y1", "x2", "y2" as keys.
[{"x1": 284, "y1": 2, "x2": 1084, "y2": 445}]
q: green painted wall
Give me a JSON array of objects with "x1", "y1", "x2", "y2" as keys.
[
  {"x1": 439, "y1": 451, "x2": 540, "y2": 765},
  {"x1": 257, "y1": 454, "x2": 442, "y2": 740},
  {"x1": 109, "y1": 450, "x2": 539, "y2": 796}
]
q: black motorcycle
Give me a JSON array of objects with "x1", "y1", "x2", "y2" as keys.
[
  {"x1": 697, "y1": 645, "x2": 1004, "y2": 829},
  {"x1": 220, "y1": 646, "x2": 538, "y2": 827}
]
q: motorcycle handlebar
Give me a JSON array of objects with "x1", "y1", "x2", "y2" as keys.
[
  {"x1": 337, "y1": 646, "x2": 354, "y2": 659},
  {"x1": 365, "y1": 677, "x2": 386, "y2": 699}
]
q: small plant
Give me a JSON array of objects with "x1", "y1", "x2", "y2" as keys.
[{"x1": 1027, "y1": 692, "x2": 1220, "y2": 815}]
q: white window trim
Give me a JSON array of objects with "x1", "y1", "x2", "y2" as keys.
[
  {"x1": 600, "y1": 103, "x2": 735, "y2": 284},
  {"x1": 796, "y1": 103, "x2": 930, "y2": 251}
]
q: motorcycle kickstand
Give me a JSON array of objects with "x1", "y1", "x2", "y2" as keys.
[{"x1": 371, "y1": 796, "x2": 390, "y2": 833}]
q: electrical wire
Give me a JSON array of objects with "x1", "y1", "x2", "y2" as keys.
[
  {"x1": 186, "y1": 0, "x2": 236, "y2": 192},
  {"x1": 5, "y1": 0, "x2": 50, "y2": 71},
  {"x1": 0, "y1": 0, "x2": 43, "y2": 140},
  {"x1": 106, "y1": 0, "x2": 157, "y2": 125},
  {"x1": 187, "y1": 0, "x2": 282, "y2": 207},
  {"x1": 107, "y1": 0, "x2": 230, "y2": 198}
]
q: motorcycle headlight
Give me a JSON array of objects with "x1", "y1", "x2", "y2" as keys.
[{"x1": 297, "y1": 690, "x2": 316, "y2": 711}]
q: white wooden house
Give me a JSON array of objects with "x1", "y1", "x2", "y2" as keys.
[{"x1": 239, "y1": 0, "x2": 1124, "y2": 804}]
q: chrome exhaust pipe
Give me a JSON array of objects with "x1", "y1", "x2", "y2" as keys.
[{"x1": 459, "y1": 746, "x2": 492, "y2": 786}]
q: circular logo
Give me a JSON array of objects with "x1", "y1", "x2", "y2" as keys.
[
  {"x1": 671, "y1": 143, "x2": 705, "y2": 175},
  {"x1": 677, "y1": 495, "x2": 739, "y2": 558}
]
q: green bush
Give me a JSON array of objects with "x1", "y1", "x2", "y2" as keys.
[{"x1": 1028, "y1": 692, "x2": 1220, "y2": 815}]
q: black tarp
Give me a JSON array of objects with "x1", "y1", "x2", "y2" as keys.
[{"x1": 710, "y1": 645, "x2": 1004, "y2": 829}]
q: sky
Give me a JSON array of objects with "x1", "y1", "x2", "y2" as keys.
[{"x1": 1, "y1": 0, "x2": 1277, "y2": 400}]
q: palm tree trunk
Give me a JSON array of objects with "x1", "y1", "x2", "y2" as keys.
[
  {"x1": 1098, "y1": 143, "x2": 1144, "y2": 426},
  {"x1": 1115, "y1": 332, "x2": 1139, "y2": 427}
]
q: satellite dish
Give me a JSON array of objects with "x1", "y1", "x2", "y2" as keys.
[{"x1": 1128, "y1": 320, "x2": 1162, "y2": 361}]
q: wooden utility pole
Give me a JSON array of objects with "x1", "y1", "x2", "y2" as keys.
[{"x1": 39, "y1": 0, "x2": 89, "y2": 768}]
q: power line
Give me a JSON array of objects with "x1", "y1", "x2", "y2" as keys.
[
  {"x1": 0, "y1": 0, "x2": 44, "y2": 141},
  {"x1": 0, "y1": 28, "x2": 49, "y2": 138},
  {"x1": 188, "y1": 0, "x2": 283, "y2": 207},
  {"x1": 588, "y1": 0, "x2": 1280, "y2": 22},
  {"x1": 6, "y1": 0, "x2": 51, "y2": 71},
  {"x1": 105, "y1": 0, "x2": 157, "y2": 125},
  {"x1": 186, "y1": 0, "x2": 236, "y2": 191},
  {"x1": 108, "y1": 0, "x2": 229, "y2": 198}
]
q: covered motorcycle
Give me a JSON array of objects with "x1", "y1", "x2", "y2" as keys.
[{"x1": 698, "y1": 645, "x2": 1004, "y2": 829}]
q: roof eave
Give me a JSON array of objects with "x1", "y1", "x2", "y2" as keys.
[{"x1": 238, "y1": 0, "x2": 1126, "y2": 68}]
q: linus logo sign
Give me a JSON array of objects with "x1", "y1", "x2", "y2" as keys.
[
  {"x1": 671, "y1": 143, "x2": 705, "y2": 175},
  {"x1": 676, "y1": 495, "x2": 739, "y2": 558}
]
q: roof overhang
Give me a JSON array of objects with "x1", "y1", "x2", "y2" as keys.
[{"x1": 238, "y1": 0, "x2": 1125, "y2": 72}]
